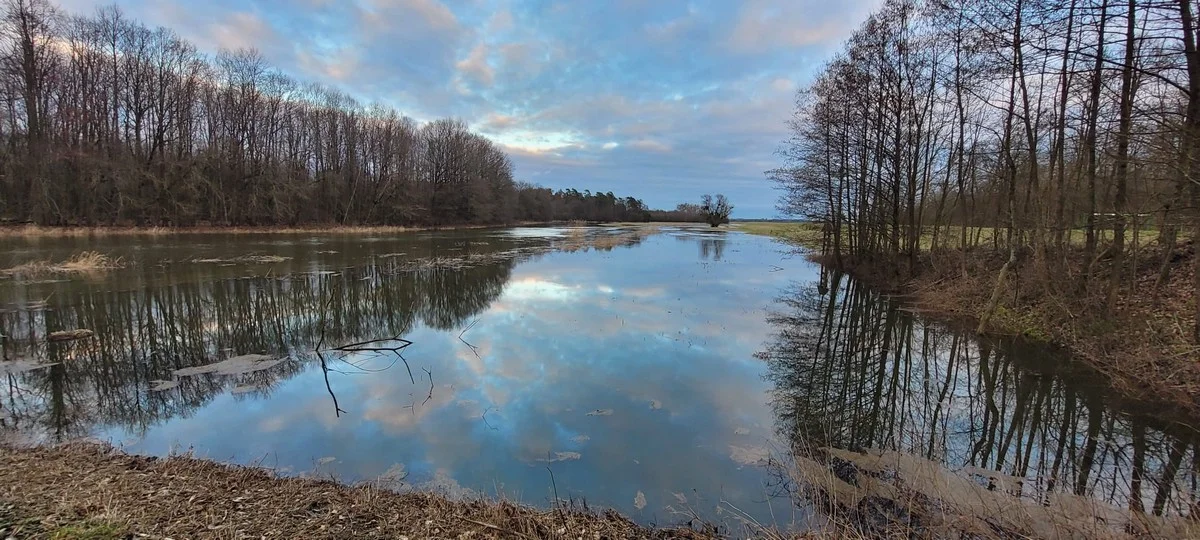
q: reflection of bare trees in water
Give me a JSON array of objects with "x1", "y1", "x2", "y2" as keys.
[
  {"x1": 760, "y1": 268, "x2": 1200, "y2": 517},
  {"x1": 0, "y1": 249, "x2": 522, "y2": 441},
  {"x1": 699, "y1": 237, "x2": 727, "y2": 261}
]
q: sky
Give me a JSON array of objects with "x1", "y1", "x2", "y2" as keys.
[{"x1": 58, "y1": 0, "x2": 881, "y2": 218}]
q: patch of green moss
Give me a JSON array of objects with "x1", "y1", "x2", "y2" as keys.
[{"x1": 50, "y1": 520, "x2": 129, "y2": 540}]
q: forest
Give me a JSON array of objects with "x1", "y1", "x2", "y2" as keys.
[
  {"x1": 771, "y1": 0, "x2": 1200, "y2": 345},
  {"x1": 0, "y1": 0, "x2": 694, "y2": 227}
]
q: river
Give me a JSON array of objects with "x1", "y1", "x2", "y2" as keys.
[{"x1": 0, "y1": 225, "x2": 1195, "y2": 532}]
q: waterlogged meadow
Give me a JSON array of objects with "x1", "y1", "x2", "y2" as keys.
[{"x1": 1, "y1": 225, "x2": 1198, "y2": 535}]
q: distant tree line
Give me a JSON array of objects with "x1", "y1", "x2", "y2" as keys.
[
  {"x1": 771, "y1": 0, "x2": 1200, "y2": 340},
  {"x1": 0, "y1": 0, "x2": 694, "y2": 227}
]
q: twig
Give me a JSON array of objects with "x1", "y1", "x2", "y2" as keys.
[
  {"x1": 458, "y1": 319, "x2": 482, "y2": 360},
  {"x1": 456, "y1": 516, "x2": 531, "y2": 539},
  {"x1": 422, "y1": 367, "x2": 434, "y2": 406},
  {"x1": 546, "y1": 465, "x2": 570, "y2": 534},
  {"x1": 331, "y1": 335, "x2": 413, "y2": 352},
  {"x1": 316, "y1": 350, "x2": 347, "y2": 418},
  {"x1": 324, "y1": 336, "x2": 415, "y2": 384},
  {"x1": 482, "y1": 406, "x2": 499, "y2": 430},
  {"x1": 458, "y1": 318, "x2": 479, "y2": 339}
]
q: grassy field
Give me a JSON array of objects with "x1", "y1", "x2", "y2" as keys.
[
  {"x1": 733, "y1": 222, "x2": 823, "y2": 246},
  {"x1": 735, "y1": 221, "x2": 1162, "y2": 252}
]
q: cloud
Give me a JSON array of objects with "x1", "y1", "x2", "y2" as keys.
[
  {"x1": 207, "y1": 11, "x2": 276, "y2": 51},
  {"x1": 486, "y1": 9, "x2": 514, "y2": 33},
  {"x1": 52, "y1": 0, "x2": 880, "y2": 218},
  {"x1": 630, "y1": 139, "x2": 671, "y2": 153},
  {"x1": 456, "y1": 43, "x2": 494, "y2": 86},
  {"x1": 359, "y1": 0, "x2": 458, "y2": 34}
]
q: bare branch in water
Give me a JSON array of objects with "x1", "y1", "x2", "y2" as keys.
[
  {"x1": 458, "y1": 319, "x2": 481, "y2": 360},
  {"x1": 422, "y1": 367, "x2": 434, "y2": 406},
  {"x1": 482, "y1": 406, "x2": 499, "y2": 431},
  {"x1": 316, "y1": 350, "x2": 347, "y2": 418},
  {"x1": 330, "y1": 335, "x2": 414, "y2": 353}
]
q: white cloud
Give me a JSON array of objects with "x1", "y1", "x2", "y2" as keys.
[
  {"x1": 456, "y1": 43, "x2": 494, "y2": 86},
  {"x1": 630, "y1": 139, "x2": 671, "y2": 153}
]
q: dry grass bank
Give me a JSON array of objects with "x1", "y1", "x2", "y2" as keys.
[
  {"x1": 3, "y1": 443, "x2": 1166, "y2": 539},
  {"x1": 0, "y1": 444, "x2": 720, "y2": 540},
  {"x1": 782, "y1": 447, "x2": 1198, "y2": 540},
  {"x1": 0, "y1": 222, "x2": 564, "y2": 239},
  {"x1": 883, "y1": 247, "x2": 1200, "y2": 417},
  {"x1": 741, "y1": 222, "x2": 1200, "y2": 416}
]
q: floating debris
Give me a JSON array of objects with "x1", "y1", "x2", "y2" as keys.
[
  {"x1": 634, "y1": 491, "x2": 647, "y2": 510},
  {"x1": 571, "y1": 435, "x2": 591, "y2": 444},
  {"x1": 47, "y1": 329, "x2": 94, "y2": 342},
  {"x1": 729, "y1": 445, "x2": 769, "y2": 467},
  {"x1": 0, "y1": 359, "x2": 58, "y2": 375},
  {"x1": 230, "y1": 383, "x2": 267, "y2": 395},
  {"x1": 649, "y1": 400, "x2": 662, "y2": 410},
  {"x1": 586, "y1": 409, "x2": 613, "y2": 417},
  {"x1": 192, "y1": 255, "x2": 290, "y2": 264},
  {"x1": 734, "y1": 427, "x2": 751, "y2": 436},
  {"x1": 149, "y1": 380, "x2": 180, "y2": 392},
  {"x1": 377, "y1": 463, "x2": 408, "y2": 486},
  {"x1": 317, "y1": 457, "x2": 336, "y2": 466},
  {"x1": 173, "y1": 354, "x2": 284, "y2": 377},
  {"x1": 538, "y1": 452, "x2": 582, "y2": 463}
]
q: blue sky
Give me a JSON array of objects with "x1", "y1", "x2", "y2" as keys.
[{"x1": 59, "y1": 0, "x2": 880, "y2": 218}]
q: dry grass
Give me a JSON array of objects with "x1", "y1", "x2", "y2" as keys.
[
  {"x1": 1, "y1": 251, "x2": 124, "y2": 278},
  {"x1": 738, "y1": 222, "x2": 1163, "y2": 253},
  {"x1": 815, "y1": 245, "x2": 1200, "y2": 418},
  {"x1": 0, "y1": 222, "x2": 556, "y2": 239},
  {"x1": 734, "y1": 222, "x2": 824, "y2": 247},
  {"x1": 0, "y1": 443, "x2": 715, "y2": 539},
  {"x1": 780, "y1": 447, "x2": 1198, "y2": 540},
  {"x1": 0, "y1": 443, "x2": 901, "y2": 539},
  {"x1": 745, "y1": 221, "x2": 1200, "y2": 416},
  {"x1": 191, "y1": 254, "x2": 291, "y2": 264}
]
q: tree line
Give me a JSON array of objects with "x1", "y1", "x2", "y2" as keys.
[
  {"x1": 771, "y1": 0, "x2": 1200, "y2": 341},
  {"x1": 0, "y1": 0, "x2": 686, "y2": 227}
]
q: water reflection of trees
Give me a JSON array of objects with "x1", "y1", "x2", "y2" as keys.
[
  {"x1": 699, "y1": 237, "x2": 726, "y2": 261},
  {"x1": 761, "y1": 269, "x2": 1200, "y2": 516},
  {"x1": 0, "y1": 253, "x2": 520, "y2": 441}
]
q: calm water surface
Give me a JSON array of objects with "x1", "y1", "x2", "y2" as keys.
[{"x1": 1, "y1": 225, "x2": 1197, "y2": 530}]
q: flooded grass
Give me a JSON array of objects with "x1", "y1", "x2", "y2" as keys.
[
  {"x1": 0, "y1": 223, "x2": 511, "y2": 238},
  {"x1": 1, "y1": 251, "x2": 124, "y2": 278},
  {"x1": 190, "y1": 254, "x2": 291, "y2": 264},
  {"x1": 556, "y1": 225, "x2": 663, "y2": 252},
  {"x1": 171, "y1": 354, "x2": 285, "y2": 377}
]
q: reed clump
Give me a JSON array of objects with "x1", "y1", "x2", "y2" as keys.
[{"x1": 1, "y1": 251, "x2": 124, "y2": 278}]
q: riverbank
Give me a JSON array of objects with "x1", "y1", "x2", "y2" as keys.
[
  {"x1": 1, "y1": 444, "x2": 734, "y2": 539},
  {"x1": 0, "y1": 222, "x2": 550, "y2": 238},
  {"x1": 736, "y1": 222, "x2": 1200, "y2": 418},
  {"x1": 0, "y1": 222, "x2": 716, "y2": 239}
]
